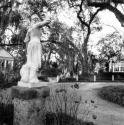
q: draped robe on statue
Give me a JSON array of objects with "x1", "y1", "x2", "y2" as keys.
[{"x1": 20, "y1": 28, "x2": 41, "y2": 83}]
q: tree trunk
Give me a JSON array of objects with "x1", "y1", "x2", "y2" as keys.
[{"x1": 81, "y1": 30, "x2": 90, "y2": 80}]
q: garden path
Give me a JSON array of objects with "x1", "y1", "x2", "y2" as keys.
[{"x1": 78, "y1": 82, "x2": 124, "y2": 125}]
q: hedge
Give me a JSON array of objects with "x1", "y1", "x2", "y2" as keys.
[{"x1": 98, "y1": 85, "x2": 124, "y2": 106}]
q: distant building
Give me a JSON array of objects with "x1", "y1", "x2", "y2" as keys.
[
  {"x1": 109, "y1": 46, "x2": 124, "y2": 73},
  {"x1": 0, "y1": 47, "x2": 14, "y2": 72}
]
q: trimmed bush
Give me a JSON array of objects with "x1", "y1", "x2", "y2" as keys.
[
  {"x1": 60, "y1": 78, "x2": 76, "y2": 82},
  {"x1": 98, "y1": 85, "x2": 124, "y2": 106},
  {"x1": 41, "y1": 68, "x2": 60, "y2": 77},
  {"x1": 0, "y1": 72, "x2": 5, "y2": 85}
]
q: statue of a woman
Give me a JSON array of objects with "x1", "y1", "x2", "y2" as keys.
[{"x1": 18, "y1": 20, "x2": 50, "y2": 88}]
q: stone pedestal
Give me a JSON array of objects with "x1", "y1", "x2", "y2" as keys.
[{"x1": 11, "y1": 86, "x2": 50, "y2": 125}]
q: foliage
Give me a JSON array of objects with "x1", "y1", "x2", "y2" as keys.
[
  {"x1": 97, "y1": 31, "x2": 123, "y2": 60},
  {"x1": 45, "y1": 84, "x2": 97, "y2": 125},
  {"x1": 0, "y1": 0, "x2": 124, "y2": 80},
  {"x1": 0, "y1": 89, "x2": 13, "y2": 125},
  {"x1": 59, "y1": 78, "x2": 77, "y2": 82},
  {"x1": 0, "y1": 71, "x2": 5, "y2": 84},
  {"x1": 98, "y1": 85, "x2": 124, "y2": 106},
  {"x1": 42, "y1": 21, "x2": 80, "y2": 73},
  {"x1": 96, "y1": 72, "x2": 113, "y2": 81},
  {"x1": 0, "y1": 0, "x2": 101, "y2": 78},
  {"x1": 0, "y1": 70, "x2": 19, "y2": 88},
  {"x1": 0, "y1": 67, "x2": 21, "y2": 87},
  {"x1": 41, "y1": 67, "x2": 60, "y2": 77},
  {"x1": 0, "y1": 0, "x2": 22, "y2": 38},
  {"x1": 65, "y1": 0, "x2": 102, "y2": 76}
]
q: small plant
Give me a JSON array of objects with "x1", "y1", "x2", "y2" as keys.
[
  {"x1": 80, "y1": 99, "x2": 98, "y2": 124},
  {"x1": 44, "y1": 83, "x2": 96, "y2": 125},
  {"x1": 45, "y1": 84, "x2": 81, "y2": 118}
]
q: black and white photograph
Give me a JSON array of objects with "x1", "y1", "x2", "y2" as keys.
[{"x1": 0, "y1": 0, "x2": 124, "y2": 125}]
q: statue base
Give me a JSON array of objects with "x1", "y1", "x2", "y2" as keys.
[
  {"x1": 11, "y1": 86, "x2": 50, "y2": 125},
  {"x1": 18, "y1": 81, "x2": 48, "y2": 88}
]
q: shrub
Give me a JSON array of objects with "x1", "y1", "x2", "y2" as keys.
[
  {"x1": 0, "y1": 70, "x2": 19, "y2": 89},
  {"x1": 41, "y1": 67, "x2": 60, "y2": 77},
  {"x1": 0, "y1": 89, "x2": 13, "y2": 125},
  {"x1": 98, "y1": 85, "x2": 124, "y2": 106},
  {"x1": 59, "y1": 78, "x2": 76, "y2": 82},
  {"x1": 0, "y1": 72, "x2": 5, "y2": 85}
]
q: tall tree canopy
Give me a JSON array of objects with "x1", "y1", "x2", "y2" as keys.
[
  {"x1": 97, "y1": 31, "x2": 123, "y2": 60},
  {"x1": 1, "y1": 0, "x2": 124, "y2": 79}
]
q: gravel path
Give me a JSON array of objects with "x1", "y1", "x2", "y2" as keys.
[{"x1": 78, "y1": 82, "x2": 124, "y2": 125}]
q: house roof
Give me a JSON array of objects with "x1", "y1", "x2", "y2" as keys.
[{"x1": 0, "y1": 47, "x2": 14, "y2": 61}]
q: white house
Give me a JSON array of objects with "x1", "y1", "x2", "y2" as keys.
[{"x1": 0, "y1": 47, "x2": 14, "y2": 72}]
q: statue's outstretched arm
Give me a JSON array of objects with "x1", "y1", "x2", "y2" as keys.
[
  {"x1": 24, "y1": 19, "x2": 50, "y2": 44},
  {"x1": 32, "y1": 19, "x2": 50, "y2": 29}
]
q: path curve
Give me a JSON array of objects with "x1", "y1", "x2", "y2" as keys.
[{"x1": 78, "y1": 82, "x2": 124, "y2": 125}]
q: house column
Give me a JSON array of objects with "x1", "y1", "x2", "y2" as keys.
[
  {"x1": 11, "y1": 60, "x2": 14, "y2": 69},
  {"x1": 4, "y1": 60, "x2": 7, "y2": 69}
]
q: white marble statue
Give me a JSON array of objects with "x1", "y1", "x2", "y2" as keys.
[{"x1": 18, "y1": 20, "x2": 50, "y2": 88}]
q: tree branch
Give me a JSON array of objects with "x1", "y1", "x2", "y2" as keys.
[
  {"x1": 0, "y1": 44, "x2": 23, "y2": 46},
  {"x1": 77, "y1": 0, "x2": 89, "y2": 28},
  {"x1": 89, "y1": 8, "x2": 103, "y2": 25},
  {"x1": 94, "y1": 4, "x2": 124, "y2": 26},
  {"x1": 105, "y1": 5, "x2": 124, "y2": 26}
]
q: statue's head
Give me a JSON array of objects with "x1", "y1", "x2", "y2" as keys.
[{"x1": 31, "y1": 14, "x2": 40, "y2": 25}]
